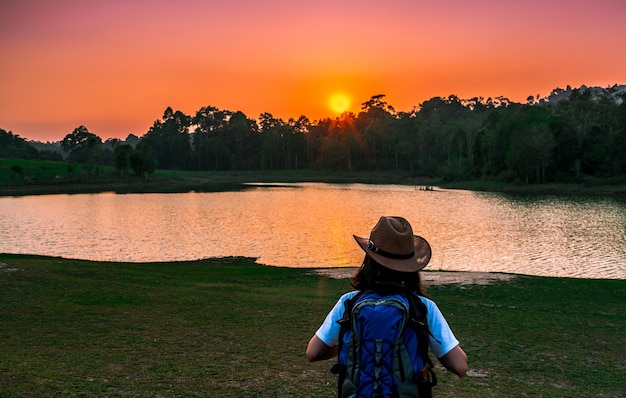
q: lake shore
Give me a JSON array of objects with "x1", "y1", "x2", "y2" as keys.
[
  {"x1": 2, "y1": 166, "x2": 626, "y2": 196},
  {"x1": 314, "y1": 267, "x2": 518, "y2": 285},
  {"x1": 0, "y1": 158, "x2": 626, "y2": 196}
]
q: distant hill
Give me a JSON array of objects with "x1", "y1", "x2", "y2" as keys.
[
  {"x1": 27, "y1": 134, "x2": 141, "y2": 158},
  {"x1": 29, "y1": 141, "x2": 65, "y2": 157},
  {"x1": 545, "y1": 84, "x2": 626, "y2": 104}
]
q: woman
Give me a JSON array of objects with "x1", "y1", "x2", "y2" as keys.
[{"x1": 306, "y1": 216, "x2": 467, "y2": 379}]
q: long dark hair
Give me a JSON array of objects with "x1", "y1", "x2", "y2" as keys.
[{"x1": 351, "y1": 255, "x2": 428, "y2": 297}]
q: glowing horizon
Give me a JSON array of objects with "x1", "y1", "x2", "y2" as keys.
[{"x1": 1, "y1": 0, "x2": 625, "y2": 142}]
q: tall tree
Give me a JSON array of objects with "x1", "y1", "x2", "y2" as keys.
[
  {"x1": 192, "y1": 106, "x2": 231, "y2": 170},
  {"x1": 358, "y1": 94, "x2": 396, "y2": 169},
  {"x1": 286, "y1": 115, "x2": 311, "y2": 169},
  {"x1": 61, "y1": 125, "x2": 103, "y2": 164},
  {"x1": 140, "y1": 107, "x2": 192, "y2": 170},
  {"x1": 0, "y1": 128, "x2": 40, "y2": 159},
  {"x1": 225, "y1": 111, "x2": 258, "y2": 170},
  {"x1": 259, "y1": 113, "x2": 289, "y2": 170},
  {"x1": 114, "y1": 144, "x2": 133, "y2": 177}
]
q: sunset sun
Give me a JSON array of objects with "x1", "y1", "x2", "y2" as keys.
[{"x1": 328, "y1": 92, "x2": 351, "y2": 114}]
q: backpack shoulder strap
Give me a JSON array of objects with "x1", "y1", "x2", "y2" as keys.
[
  {"x1": 331, "y1": 291, "x2": 363, "y2": 368},
  {"x1": 337, "y1": 291, "x2": 363, "y2": 326},
  {"x1": 331, "y1": 291, "x2": 364, "y2": 396},
  {"x1": 405, "y1": 291, "x2": 438, "y2": 386}
]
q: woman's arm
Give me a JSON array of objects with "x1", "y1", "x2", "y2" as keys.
[
  {"x1": 438, "y1": 345, "x2": 468, "y2": 377},
  {"x1": 306, "y1": 335, "x2": 338, "y2": 362}
]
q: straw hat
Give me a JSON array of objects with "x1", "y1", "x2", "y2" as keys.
[{"x1": 353, "y1": 216, "x2": 431, "y2": 272}]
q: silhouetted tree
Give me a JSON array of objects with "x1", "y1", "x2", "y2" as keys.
[
  {"x1": 129, "y1": 149, "x2": 155, "y2": 177},
  {"x1": 192, "y1": 106, "x2": 231, "y2": 171},
  {"x1": 60, "y1": 126, "x2": 103, "y2": 164},
  {"x1": 114, "y1": 144, "x2": 133, "y2": 177},
  {"x1": 225, "y1": 110, "x2": 259, "y2": 170},
  {"x1": 0, "y1": 128, "x2": 40, "y2": 159},
  {"x1": 140, "y1": 107, "x2": 191, "y2": 170}
]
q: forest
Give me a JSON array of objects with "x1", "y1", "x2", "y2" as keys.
[{"x1": 2, "y1": 84, "x2": 626, "y2": 185}]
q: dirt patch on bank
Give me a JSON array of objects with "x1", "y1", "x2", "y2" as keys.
[{"x1": 314, "y1": 267, "x2": 517, "y2": 285}]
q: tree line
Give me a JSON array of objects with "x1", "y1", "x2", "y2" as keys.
[{"x1": 3, "y1": 84, "x2": 626, "y2": 184}]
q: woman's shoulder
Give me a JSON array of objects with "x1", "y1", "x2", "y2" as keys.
[
  {"x1": 338, "y1": 290, "x2": 360, "y2": 302},
  {"x1": 326, "y1": 291, "x2": 360, "y2": 318},
  {"x1": 417, "y1": 295, "x2": 440, "y2": 312}
]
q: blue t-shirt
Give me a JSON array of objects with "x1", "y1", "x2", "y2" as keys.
[{"x1": 315, "y1": 291, "x2": 460, "y2": 359}]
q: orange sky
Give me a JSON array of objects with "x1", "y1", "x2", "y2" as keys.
[{"x1": 1, "y1": 0, "x2": 625, "y2": 142}]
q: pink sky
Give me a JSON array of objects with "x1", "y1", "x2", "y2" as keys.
[{"x1": 1, "y1": 0, "x2": 625, "y2": 142}]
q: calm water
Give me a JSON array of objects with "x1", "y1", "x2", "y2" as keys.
[{"x1": 1, "y1": 183, "x2": 625, "y2": 279}]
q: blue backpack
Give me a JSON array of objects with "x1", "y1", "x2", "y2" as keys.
[{"x1": 331, "y1": 286, "x2": 437, "y2": 398}]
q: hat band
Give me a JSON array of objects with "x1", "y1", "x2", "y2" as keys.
[{"x1": 367, "y1": 240, "x2": 414, "y2": 260}]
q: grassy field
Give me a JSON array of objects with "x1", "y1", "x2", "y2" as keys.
[{"x1": 1, "y1": 254, "x2": 624, "y2": 397}]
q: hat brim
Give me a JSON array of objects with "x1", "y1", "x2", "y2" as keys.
[{"x1": 353, "y1": 234, "x2": 432, "y2": 272}]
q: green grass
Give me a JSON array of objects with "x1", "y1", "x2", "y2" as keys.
[
  {"x1": 1, "y1": 254, "x2": 624, "y2": 397},
  {"x1": 0, "y1": 158, "x2": 78, "y2": 182}
]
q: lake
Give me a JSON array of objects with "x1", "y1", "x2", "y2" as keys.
[{"x1": 1, "y1": 183, "x2": 625, "y2": 279}]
